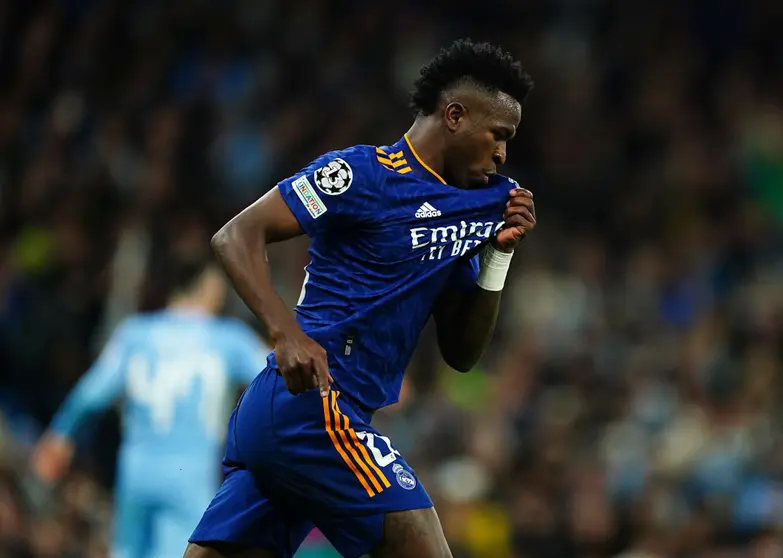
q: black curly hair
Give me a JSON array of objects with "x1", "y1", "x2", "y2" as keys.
[{"x1": 410, "y1": 39, "x2": 534, "y2": 116}]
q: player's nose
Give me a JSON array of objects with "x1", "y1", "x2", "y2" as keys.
[{"x1": 493, "y1": 146, "x2": 506, "y2": 166}]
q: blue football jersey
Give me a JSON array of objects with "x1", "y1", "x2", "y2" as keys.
[
  {"x1": 50, "y1": 309, "x2": 267, "y2": 467},
  {"x1": 274, "y1": 134, "x2": 516, "y2": 411}
]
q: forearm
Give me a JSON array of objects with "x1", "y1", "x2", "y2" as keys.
[
  {"x1": 437, "y1": 287, "x2": 502, "y2": 372},
  {"x1": 436, "y1": 244, "x2": 513, "y2": 372},
  {"x1": 211, "y1": 216, "x2": 299, "y2": 343},
  {"x1": 50, "y1": 398, "x2": 83, "y2": 439}
]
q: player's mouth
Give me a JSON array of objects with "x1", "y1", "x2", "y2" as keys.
[
  {"x1": 467, "y1": 170, "x2": 495, "y2": 188},
  {"x1": 482, "y1": 171, "x2": 496, "y2": 184}
]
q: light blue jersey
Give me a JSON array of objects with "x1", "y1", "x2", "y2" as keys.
[{"x1": 49, "y1": 309, "x2": 268, "y2": 558}]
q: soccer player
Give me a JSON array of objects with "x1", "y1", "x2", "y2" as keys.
[
  {"x1": 186, "y1": 39, "x2": 536, "y2": 558},
  {"x1": 30, "y1": 261, "x2": 268, "y2": 558}
]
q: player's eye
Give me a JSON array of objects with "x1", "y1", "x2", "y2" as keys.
[{"x1": 492, "y1": 129, "x2": 510, "y2": 142}]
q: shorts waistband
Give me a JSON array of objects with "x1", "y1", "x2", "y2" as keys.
[{"x1": 273, "y1": 368, "x2": 377, "y2": 422}]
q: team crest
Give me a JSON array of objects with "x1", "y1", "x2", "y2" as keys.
[
  {"x1": 392, "y1": 463, "x2": 417, "y2": 490},
  {"x1": 314, "y1": 158, "x2": 353, "y2": 195}
]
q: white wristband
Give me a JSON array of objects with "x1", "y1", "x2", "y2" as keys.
[{"x1": 476, "y1": 244, "x2": 513, "y2": 292}]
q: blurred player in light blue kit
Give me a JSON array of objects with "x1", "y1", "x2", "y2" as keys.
[{"x1": 30, "y1": 260, "x2": 268, "y2": 558}]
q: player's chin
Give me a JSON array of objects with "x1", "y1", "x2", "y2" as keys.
[
  {"x1": 467, "y1": 175, "x2": 491, "y2": 189},
  {"x1": 455, "y1": 171, "x2": 487, "y2": 189}
]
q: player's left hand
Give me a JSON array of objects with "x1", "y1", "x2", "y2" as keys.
[
  {"x1": 30, "y1": 431, "x2": 74, "y2": 484},
  {"x1": 494, "y1": 187, "x2": 535, "y2": 252}
]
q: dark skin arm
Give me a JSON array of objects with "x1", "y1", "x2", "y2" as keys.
[
  {"x1": 433, "y1": 188, "x2": 536, "y2": 372},
  {"x1": 433, "y1": 284, "x2": 501, "y2": 373},
  {"x1": 211, "y1": 187, "x2": 332, "y2": 396}
]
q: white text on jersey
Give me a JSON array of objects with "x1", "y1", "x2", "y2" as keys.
[
  {"x1": 415, "y1": 202, "x2": 442, "y2": 218},
  {"x1": 410, "y1": 220, "x2": 504, "y2": 260}
]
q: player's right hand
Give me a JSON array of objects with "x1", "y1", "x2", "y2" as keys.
[{"x1": 275, "y1": 330, "x2": 333, "y2": 397}]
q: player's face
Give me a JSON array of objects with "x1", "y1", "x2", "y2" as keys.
[{"x1": 444, "y1": 91, "x2": 521, "y2": 189}]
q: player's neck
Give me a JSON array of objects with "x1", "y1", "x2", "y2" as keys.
[
  {"x1": 168, "y1": 297, "x2": 212, "y2": 316},
  {"x1": 405, "y1": 119, "x2": 446, "y2": 178}
]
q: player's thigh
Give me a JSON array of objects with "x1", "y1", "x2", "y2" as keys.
[
  {"x1": 188, "y1": 464, "x2": 312, "y2": 558},
  {"x1": 183, "y1": 541, "x2": 279, "y2": 558},
  {"x1": 269, "y1": 392, "x2": 436, "y2": 557},
  {"x1": 235, "y1": 381, "x2": 438, "y2": 556},
  {"x1": 369, "y1": 508, "x2": 451, "y2": 558},
  {"x1": 313, "y1": 507, "x2": 450, "y2": 558},
  {"x1": 247, "y1": 389, "x2": 431, "y2": 508}
]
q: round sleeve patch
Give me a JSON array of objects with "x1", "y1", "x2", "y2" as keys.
[{"x1": 314, "y1": 158, "x2": 353, "y2": 195}]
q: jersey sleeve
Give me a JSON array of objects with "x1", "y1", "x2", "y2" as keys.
[
  {"x1": 277, "y1": 147, "x2": 381, "y2": 237},
  {"x1": 50, "y1": 320, "x2": 134, "y2": 437},
  {"x1": 225, "y1": 320, "x2": 270, "y2": 384}
]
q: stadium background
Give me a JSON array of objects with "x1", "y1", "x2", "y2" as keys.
[{"x1": 1, "y1": 0, "x2": 783, "y2": 556}]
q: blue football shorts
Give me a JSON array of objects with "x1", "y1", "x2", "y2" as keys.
[{"x1": 189, "y1": 367, "x2": 433, "y2": 558}]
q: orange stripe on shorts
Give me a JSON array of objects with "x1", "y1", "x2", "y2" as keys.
[
  {"x1": 330, "y1": 393, "x2": 386, "y2": 494},
  {"x1": 322, "y1": 393, "x2": 375, "y2": 497},
  {"x1": 332, "y1": 395, "x2": 391, "y2": 489}
]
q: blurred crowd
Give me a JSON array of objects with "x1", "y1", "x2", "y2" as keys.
[{"x1": 2, "y1": 0, "x2": 783, "y2": 557}]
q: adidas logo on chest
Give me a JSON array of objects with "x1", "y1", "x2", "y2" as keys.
[{"x1": 415, "y1": 202, "x2": 441, "y2": 218}]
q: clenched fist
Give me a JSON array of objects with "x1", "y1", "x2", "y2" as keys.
[
  {"x1": 493, "y1": 187, "x2": 536, "y2": 252},
  {"x1": 274, "y1": 329, "x2": 333, "y2": 397}
]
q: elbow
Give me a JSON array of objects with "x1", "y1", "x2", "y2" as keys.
[
  {"x1": 440, "y1": 345, "x2": 478, "y2": 373},
  {"x1": 447, "y1": 359, "x2": 475, "y2": 373},
  {"x1": 212, "y1": 208, "x2": 269, "y2": 262},
  {"x1": 436, "y1": 328, "x2": 480, "y2": 373},
  {"x1": 211, "y1": 227, "x2": 229, "y2": 258},
  {"x1": 211, "y1": 221, "x2": 241, "y2": 264}
]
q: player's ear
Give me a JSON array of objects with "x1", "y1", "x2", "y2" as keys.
[{"x1": 444, "y1": 102, "x2": 466, "y2": 133}]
